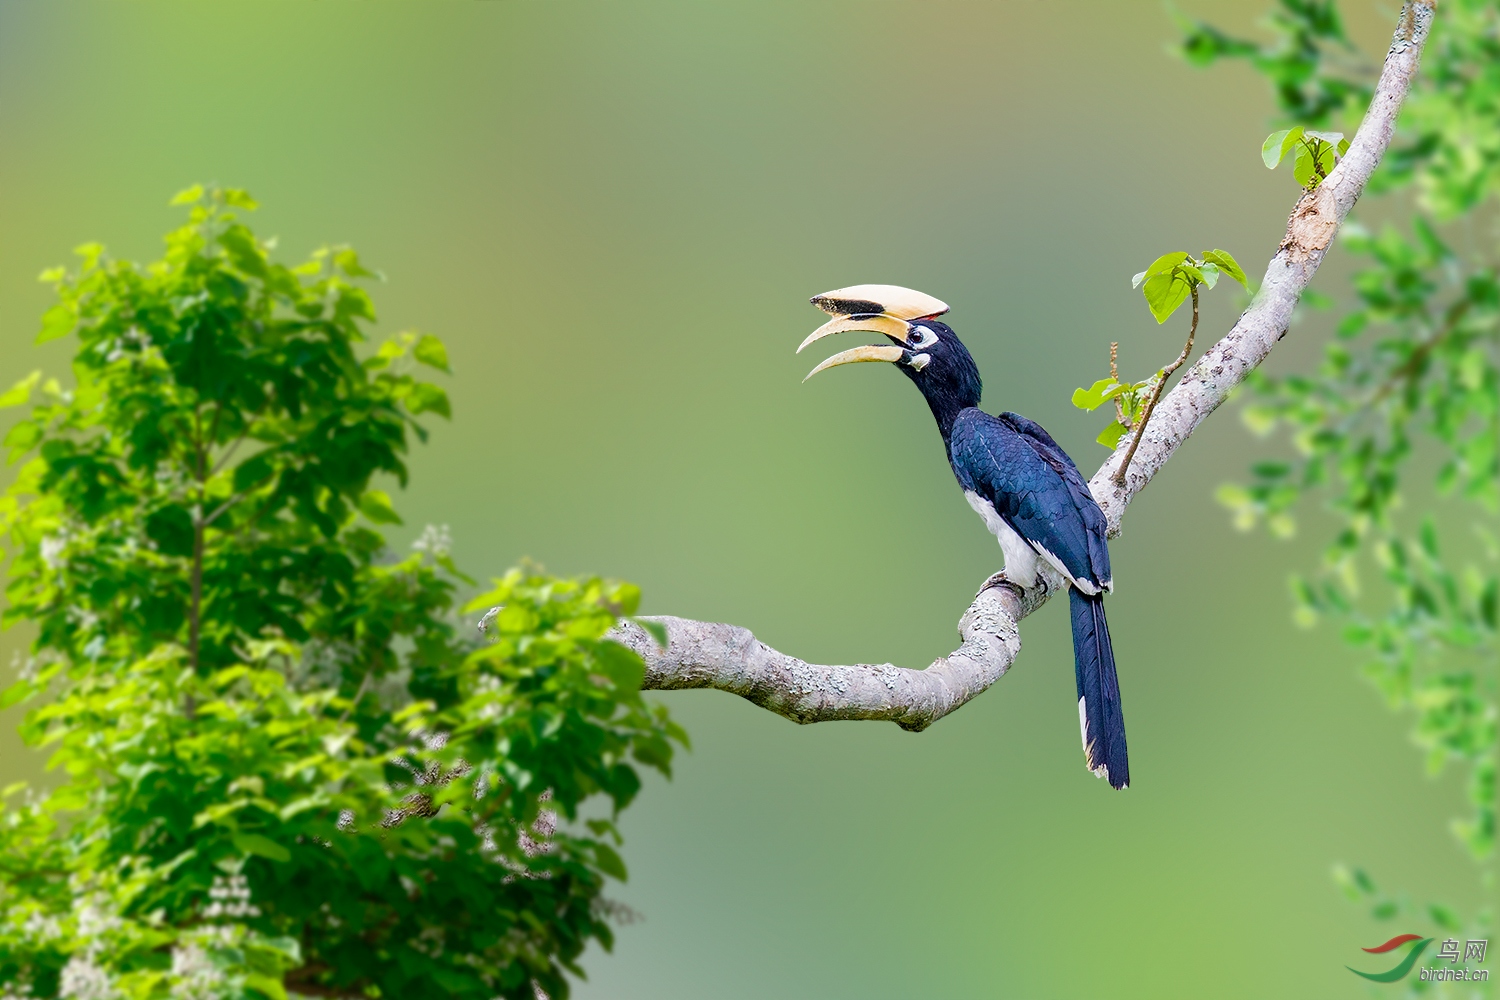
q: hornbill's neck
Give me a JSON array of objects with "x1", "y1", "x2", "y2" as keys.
[{"x1": 898, "y1": 324, "x2": 983, "y2": 446}]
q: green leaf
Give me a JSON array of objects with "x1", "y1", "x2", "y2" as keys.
[
  {"x1": 404, "y1": 382, "x2": 451, "y2": 418},
  {"x1": 1304, "y1": 129, "x2": 1344, "y2": 146},
  {"x1": 1262, "y1": 126, "x2": 1303, "y2": 168},
  {"x1": 233, "y1": 832, "x2": 292, "y2": 863},
  {"x1": 631, "y1": 618, "x2": 670, "y2": 649},
  {"x1": 412, "y1": 333, "x2": 450, "y2": 372},
  {"x1": 222, "y1": 188, "x2": 260, "y2": 211},
  {"x1": 1096, "y1": 420, "x2": 1129, "y2": 449},
  {"x1": 333, "y1": 247, "x2": 375, "y2": 278},
  {"x1": 1292, "y1": 142, "x2": 1317, "y2": 187},
  {"x1": 1139, "y1": 252, "x2": 1189, "y2": 284},
  {"x1": 1197, "y1": 262, "x2": 1220, "y2": 289},
  {"x1": 1142, "y1": 271, "x2": 1191, "y2": 323},
  {"x1": 37, "y1": 303, "x2": 76, "y2": 344},
  {"x1": 232, "y1": 451, "x2": 277, "y2": 494},
  {"x1": 145, "y1": 505, "x2": 197, "y2": 558},
  {"x1": 594, "y1": 640, "x2": 646, "y2": 691},
  {"x1": 170, "y1": 184, "x2": 205, "y2": 205},
  {"x1": 358, "y1": 490, "x2": 403, "y2": 525},
  {"x1": 1201, "y1": 250, "x2": 1249, "y2": 290},
  {"x1": 593, "y1": 842, "x2": 628, "y2": 881},
  {"x1": 1131, "y1": 270, "x2": 1148, "y2": 289},
  {"x1": 0, "y1": 371, "x2": 41, "y2": 409},
  {"x1": 244, "y1": 973, "x2": 289, "y2": 1000},
  {"x1": 1071, "y1": 378, "x2": 1126, "y2": 411}
]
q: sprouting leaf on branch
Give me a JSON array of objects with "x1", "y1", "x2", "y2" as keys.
[
  {"x1": 1201, "y1": 249, "x2": 1250, "y2": 290},
  {"x1": 1263, "y1": 126, "x2": 1350, "y2": 189},
  {"x1": 1071, "y1": 378, "x2": 1128, "y2": 412},
  {"x1": 1130, "y1": 249, "x2": 1244, "y2": 324}
]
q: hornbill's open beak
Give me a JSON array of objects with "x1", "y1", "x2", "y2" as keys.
[{"x1": 800, "y1": 283, "x2": 949, "y2": 381}]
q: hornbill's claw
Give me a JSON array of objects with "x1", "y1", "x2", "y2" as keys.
[{"x1": 977, "y1": 571, "x2": 1020, "y2": 598}]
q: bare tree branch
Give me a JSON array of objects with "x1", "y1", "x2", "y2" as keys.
[{"x1": 612, "y1": 1, "x2": 1437, "y2": 730}]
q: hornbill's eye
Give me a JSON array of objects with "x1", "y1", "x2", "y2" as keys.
[{"x1": 908, "y1": 326, "x2": 938, "y2": 349}]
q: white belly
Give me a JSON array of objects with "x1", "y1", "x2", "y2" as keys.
[{"x1": 965, "y1": 490, "x2": 1039, "y2": 587}]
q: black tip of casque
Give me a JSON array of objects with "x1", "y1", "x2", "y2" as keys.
[{"x1": 811, "y1": 295, "x2": 886, "y2": 317}]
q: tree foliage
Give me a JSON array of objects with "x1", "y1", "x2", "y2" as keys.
[
  {"x1": 0, "y1": 189, "x2": 684, "y2": 1000},
  {"x1": 1180, "y1": 0, "x2": 1500, "y2": 968}
]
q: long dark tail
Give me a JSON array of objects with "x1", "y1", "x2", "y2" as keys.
[{"x1": 1069, "y1": 587, "x2": 1129, "y2": 789}]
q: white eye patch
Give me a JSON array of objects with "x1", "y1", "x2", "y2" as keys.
[{"x1": 907, "y1": 326, "x2": 939, "y2": 349}]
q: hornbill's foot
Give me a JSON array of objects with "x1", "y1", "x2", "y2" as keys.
[{"x1": 977, "y1": 571, "x2": 1023, "y2": 599}]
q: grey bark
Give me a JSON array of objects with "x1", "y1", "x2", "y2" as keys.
[{"x1": 612, "y1": 2, "x2": 1436, "y2": 731}]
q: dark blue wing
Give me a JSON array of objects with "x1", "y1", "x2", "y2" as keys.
[
  {"x1": 996, "y1": 411, "x2": 1111, "y2": 590},
  {"x1": 948, "y1": 408, "x2": 1110, "y2": 591}
]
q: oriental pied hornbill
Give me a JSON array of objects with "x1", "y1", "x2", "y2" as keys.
[{"x1": 801, "y1": 284, "x2": 1128, "y2": 789}]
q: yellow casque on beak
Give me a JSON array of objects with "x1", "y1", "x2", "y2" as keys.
[
  {"x1": 799, "y1": 283, "x2": 948, "y2": 382},
  {"x1": 798, "y1": 283, "x2": 950, "y2": 354},
  {"x1": 803, "y1": 344, "x2": 905, "y2": 382}
]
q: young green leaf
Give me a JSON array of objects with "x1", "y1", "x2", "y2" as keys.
[
  {"x1": 1262, "y1": 126, "x2": 1304, "y2": 169},
  {"x1": 630, "y1": 617, "x2": 671, "y2": 649},
  {"x1": 1292, "y1": 142, "x2": 1317, "y2": 187},
  {"x1": 0, "y1": 371, "x2": 41, "y2": 409},
  {"x1": 358, "y1": 489, "x2": 404, "y2": 525},
  {"x1": 222, "y1": 188, "x2": 260, "y2": 211},
  {"x1": 412, "y1": 333, "x2": 451, "y2": 372},
  {"x1": 1096, "y1": 420, "x2": 1129, "y2": 449},
  {"x1": 1197, "y1": 262, "x2": 1221, "y2": 289},
  {"x1": 1143, "y1": 271, "x2": 1191, "y2": 323},
  {"x1": 1201, "y1": 250, "x2": 1250, "y2": 290},
  {"x1": 1071, "y1": 378, "x2": 1127, "y2": 411},
  {"x1": 169, "y1": 183, "x2": 205, "y2": 205},
  {"x1": 1304, "y1": 129, "x2": 1343, "y2": 145},
  {"x1": 1139, "y1": 251, "x2": 1189, "y2": 284},
  {"x1": 36, "y1": 303, "x2": 76, "y2": 344}
]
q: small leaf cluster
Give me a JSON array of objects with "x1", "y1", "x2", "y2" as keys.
[
  {"x1": 1071, "y1": 250, "x2": 1248, "y2": 449},
  {"x1": 1071, "y1": 375, "x2": 1154, "y2": 450},
  {"x1": 1131, "y1": 249, "x2": 1249, "y2": 324},
  {"x1": 1262, "y1": 126, "x2": 1350, "y2": 189},
  {"x1": 0, "y1": 191, "x2": 684, "y2": 1000}
]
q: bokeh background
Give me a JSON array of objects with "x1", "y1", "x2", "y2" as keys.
[{"x1": 0, "y1": 2, "x2": 1485, "y2": 997}]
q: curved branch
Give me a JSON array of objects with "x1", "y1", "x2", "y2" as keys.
[{"x1": 613, "y1": 2, "x2": 1436, "y2": 730}]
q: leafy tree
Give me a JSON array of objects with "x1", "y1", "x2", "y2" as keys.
[
  {"x1": 0, "y1": 188, "x2": 683, "y2": 999},
  {"x1": 1181, "y1": 0, "x2": 1500, "y2": 973}
]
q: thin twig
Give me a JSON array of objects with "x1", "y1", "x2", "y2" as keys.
[
  {"x1": 1114, "y1": 282, "x2": 1199, "y2": 485},
  {"x1": 1109, "y1": 342, "x2": 1130, "y2": 427}
]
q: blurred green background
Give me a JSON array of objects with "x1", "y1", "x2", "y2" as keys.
[{"x1": 0, "y1": 2, "x2": 1485, "y2": 997}]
